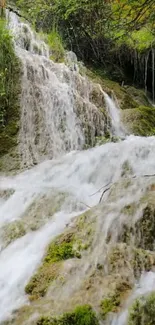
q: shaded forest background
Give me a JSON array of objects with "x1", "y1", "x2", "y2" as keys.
[{"x1": 8, "y1": 0, "x2": 155, "y2": 99}]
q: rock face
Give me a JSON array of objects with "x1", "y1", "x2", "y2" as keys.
[{"x1": 4, "y1": 175, "x2": 155, "y2": 325}]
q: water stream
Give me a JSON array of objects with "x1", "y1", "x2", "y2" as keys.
[{"x1": 0, "y1": 10, "x2": 155, "y2": 324}]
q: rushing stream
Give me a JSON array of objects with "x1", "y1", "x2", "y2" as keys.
[{"x1": 0, "y1": 10, "x2": 155, "y2": 324}]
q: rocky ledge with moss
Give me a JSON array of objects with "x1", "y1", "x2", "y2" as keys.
[{"x1": 4, "y1": 173, "x2": 155, "y2": 325}]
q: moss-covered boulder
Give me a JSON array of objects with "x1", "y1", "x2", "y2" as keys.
[
  {"x1": 107, "y1": 244, "x2": 155, "y2": 278},
  {"x1": 119, "y1": 204, "x2": 155, "y2": 251},
  {"x1": 25, "y1": 233, "x2": 77, "y2": 299},
  {"x1": 122, "y1": 106, "x2": 155, "y2": 136},
  {"x1": 25, "y1": 210, "x2": 96, "y2": 300},
  {"x1": 128, "y1": 292, "x2": 155, "y2": 325}
]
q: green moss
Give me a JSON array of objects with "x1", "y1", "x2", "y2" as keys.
[
  {"x1": 25, "y1": 232, "x2": 77, "y2": 298},
  {"x1": 126, "y1": 27, "x2": 155, "y2": 52},
  {"x1": 125, "y1": 87, "x2": 150, "y2": 107},
  {"x1": 121, "y1": 93, "x2": 137, "y2": 110},
  {"x1": 25, "y1": 262, "x2": 60, "y2": 298},
  {"x1": 122, "y1": 106, "x2": 155, "y2": 136},
  {"x1": 42, "y1": 29, "x2": 65, "y2": 63},
  {"x1": 120, "y1": 205, "x2": 155, "y2": 251},
  {"x1": 44, "y1": 241, "x2": 75, "y2": 263},
  {"x1": 85, "y1": 67, "x2": 149, "y2": 115},
  {"x1": 1, "y1": 220, "x2": 26, "y2": 247},
  {"x1": 0, "y1": 18, "x2": 21, "y2": 157},
  {"x1": 25, "y1": 210, "x2": 95, "y2": 300},
  {"x1": 128, "y1": 293, "x2": 155, "y2": 325},
  {"x1": 108, "y1": 244, "x2": 155, "y2": 278},
  {"x1": 85, "y1": 68, "x2": 125, "y2": 100},
  {"x1": 135, "y1": 206, "x2": 155, "y2": 251},
  {"x1": 73, "y1": 212, "x2": 95, "y2": 252},
  {"x1": 131, "y1": 248, "x2": 154, "y2": 277},
  {"x1": 37, "y1": 305, "x2": 99, "y2": 325},
  {"x1": 101, "y1": 293, "x2": 120, "y2": 319}
]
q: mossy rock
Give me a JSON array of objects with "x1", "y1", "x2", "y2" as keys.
[
  {"x1": 108, "y1": 244, "x2": 155, "y2": 278},
  {"x1": 100, "y1": 294, "x2": 120, "y2": 319},
  {"x1": 134, "y1": 206, "x2": 155, "y2": 251},
  {"x1": 25, "y1": 210, "x2": 96, "y2": 300},
  {"x1": 100, "y1": 279, "x2": 132, "y2": 320},
  {"x1": 85, "y1": 68, "x2": 125, "y2": 101},
  {"x1": 25, "y1": 262, "x2": 61, "y2": 298},
  {"x1": 25, "y1": 232, "x2": 78, "y2": 298},
  {"x1": 122, "y1": 106, "x2": 155, "y2": 136},
  {"x1": 1, "y1": 220, "x2": 26, "y2": 248},
  {"x1": 119, "y1": 205, "x2": 155, "y2": 251},
  {"x1": 121, "y1": 93, "x2": 137, "y2": 110},
  {"x1": 128, "y1": 292, "x2": 155, "y2": 325},
  {"x1": 37, "y1": 305, "x2": 99, "y2": 325},
  {"x1": 85, "y1": 67, "x2": 149, "y2": 112},
  {"x1": 44, "y1": 239, "x2": 75, "y2": 264},
  {"x1": 73, "y1": 212, "x2": 96, "y2": 252},
  {"x1": 124, "y1": 86, "x2": 151, "y2": 107}
]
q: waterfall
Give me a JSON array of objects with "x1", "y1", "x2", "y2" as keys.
[
  {"x1": 1, "y1": 10, "x2": 155, "y2": 325},
  {"x1": 7, "y1": 11, "x2": 107, "y2": 167},
  {"x1": 103, "y1": 91, "x2": 125, "y2": 137},
  {"x1": 8, "y1": 11, "x2": 84, "y2": 166}
]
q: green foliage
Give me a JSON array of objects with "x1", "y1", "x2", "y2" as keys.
[
  {"x1": 13, "y1": 0, "x2": 155, "y2": 93},
  {"x1": 128, "y1": 292, "x2": 155, "y2": 325},
  {"x1": 101, "y1": 294, "x2": 120, "y2": 319},
  {"x1": 0, "y1": 17, "x2": 21, "y2": 156},
  {"x1": 46, "y1": 30, "x2": 65, "y2": 62},
  {"x1": 37, "y1": 305, "x2": 99, "y2": 325},
  {"x1": 44, "y1": 241, "x2": 75, "y2": 263},
  {"x1": 126, "y1": 28, "x2": 155, "y2": 52},
  {"x1": 123, "y1": 106, "x2": 155, "y2": 136}
]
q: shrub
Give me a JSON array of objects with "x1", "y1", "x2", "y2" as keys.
[
  {"x1": 37, "y1": 305, "x2": 99, "y2": 325},
  {"x1": 128, "y1": 292, "x2": 155, "y2": 325}
]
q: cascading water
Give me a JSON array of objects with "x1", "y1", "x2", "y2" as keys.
[
  {"x1": 103, "y1": 90, "x2": 125, "y2": 137},
  {"x1": 8, "y1": 11, "x2": 84, "y2": 166},
  {"x1": 7, "y1": 11, "x2": 111, "y2": 167},
  {"x1": 0, "y1": 9, "x2": 155, "y2": 325}
]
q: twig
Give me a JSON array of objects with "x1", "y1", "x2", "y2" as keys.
[
  {"x1": 132, "y1": 174, "x2": 155, "y2": 179},
  {"x1": 90, "y1": 182, "x2": 111, "y2": 197},
  {"x1": 7, "y1": 6, "x2": 28, "y2": 21},
  {"x1": 79, "y1": 201, "x2": 92, "y2": 209},
  {"x1": 99, "y1": 187, "x2": 110, "y2": 203},
  {"x1": 99, "y1": 173, "x2": 155, "y2": 203}
]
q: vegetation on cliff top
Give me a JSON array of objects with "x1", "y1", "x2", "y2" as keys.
[{"x1": 11, "y1": 0, "x2": 155, "y2": 96}]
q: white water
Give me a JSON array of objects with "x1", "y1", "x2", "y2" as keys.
[
  {"x1": 1, "y1": 136, "x2": 155, "y2": 322},
  {"x1": 103, "y1": 91, "x2": 125, "y2": 137},
  {"x1": 0, "y1": 9, "x2": 154, "y2": 325}
]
